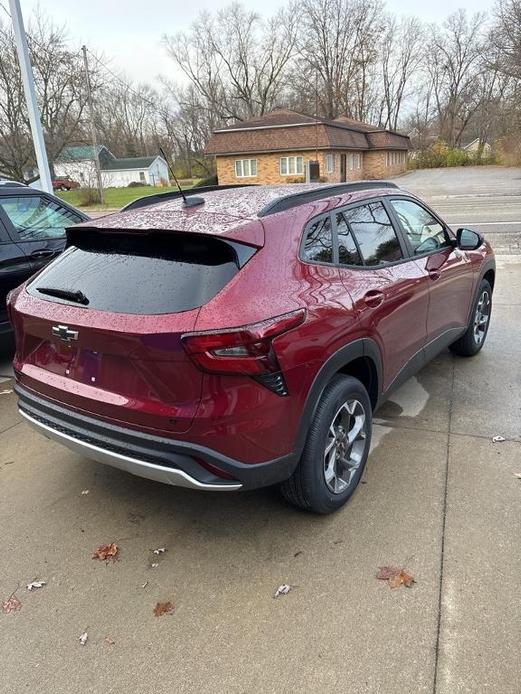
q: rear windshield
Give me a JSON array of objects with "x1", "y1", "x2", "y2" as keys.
[{"x1": 27, "y1": 230, "x2": 255, "y2": 314}]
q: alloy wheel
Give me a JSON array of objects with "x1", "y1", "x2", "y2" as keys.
[
  {"x1": 324, "y1": 399, "x2": 367, "y2": 494},
  {"x1": 473, "y1": 289, "x2": 491, "y2": 345}
]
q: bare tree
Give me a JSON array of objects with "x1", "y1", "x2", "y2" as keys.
[
  {"x1": 0, "y1": 13, "x2": 98, "y2": 180},
  {"x1": 163, "y1": 3, "x2": 298, "y2": 125},
  {"x1": 293, "y1": 0, "x2": 383, "y2": 120},
  {"x1": 428, "y1": 11, "x2": 487, "y2": 146},
  {"x1": 378, "y1": 16, "x2": 425, "y2": 130},
  {"x1": 492, "y1": 0, "x2": 521, "y2": 80},
  {"x1": 95, "y1": 81, "x2": 159, "y2": 157}
]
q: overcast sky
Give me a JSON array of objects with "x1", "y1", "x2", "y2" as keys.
[{"x1": 19, "y1": 0, "x2": 495, "y2": 85}]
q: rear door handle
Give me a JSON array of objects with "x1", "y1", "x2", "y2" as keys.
[
  {"x1": 30, "y1": 250, "x2": 55, "y2": 259},
  {"x1": 363, "y1": 290, "x2": 385, "y2": 308}
]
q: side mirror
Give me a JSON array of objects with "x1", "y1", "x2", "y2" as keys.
[{"x1": 456, "y1": 228, "x2": 483, "y2": 251}]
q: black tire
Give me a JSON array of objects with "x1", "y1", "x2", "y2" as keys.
[
  {"x1": 280, "y1": 375, "x2": 372, "y2": 514},
  {"x1": 449, "y1": 279, "x2": 492, "y2": 357}
]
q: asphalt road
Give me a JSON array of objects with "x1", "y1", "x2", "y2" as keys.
[
  {"x1": 1, "y1": 167, "x2": 520, "y2": 693},
  {"x1": 395, "y1": 166, "x2": 521, "y2": 254}
]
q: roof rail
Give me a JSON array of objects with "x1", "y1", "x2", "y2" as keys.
[
  {"x1": 121, "y1": 184, "x2": 257, "y2": 212},
  {"x1": 257, "y1": 181, "x2": 399, "y2": 218}
]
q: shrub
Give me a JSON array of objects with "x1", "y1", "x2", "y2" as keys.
[
  {"x1": 407, "y1": 140, "x2": 497, "y2": 169},
  {"x1": 196, "y1": 174, "x2": 218, "y2": 187},
  {"x1": 78, "y1": 187, "x2": 102, "y2": 206},
  {"x1": 285, "y1": 176, "x2": 305, "y2": 183},
  {"x1": 127, "y1": 181, "x2": 150, "y2": 188}
]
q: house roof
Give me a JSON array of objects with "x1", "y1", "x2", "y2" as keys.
[
  {"x1": 56, "y1": 146, "x2": 163, "y2": 171},
  {"x1": 57, "y1": 145, "x2": 107, "y2": 162},
  {"x1": 206, "y1": 108, "x2": 410, "y2": 156}
]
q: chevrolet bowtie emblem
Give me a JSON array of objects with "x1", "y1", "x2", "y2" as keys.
[{"x1": 52, "y1": 324, "x2": 79, "y2": 342}]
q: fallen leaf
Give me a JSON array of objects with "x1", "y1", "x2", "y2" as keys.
[
  {"x1": 389, "y1": 569, "x2": 415, "y2": 589},
  {"x1": 104, "y1": 636, "x2": 115, "y2": 646},
  {"x1": 150, "y1": 562, "x2": 159, "y2": 569},
  {"x1": 376, "y1": 566, "x2": 398, "y2": 580},
  {"x1": 92, "y1": 542, "x2": 118, "y2": 562},
  {"x1": 153, "y1": 601, "x2": 174, "y2": 617},
  {"x1": 2, "y1": 591, "x2": 21, "y2": 614},
  {"x1": 79, "y1": 631, "x2": 88, "y2": 646},
  {"x1": 81, "y1": 490, "x2": 90, "y2": 495},
  {"x1": 152, "y1": 547, "x2": 166, "y2": 555},
  {"x1": 26, "y1": 581, "x2": 46, "y2": 591},
  {"x1": 377, "y1": 566, "x2": 415, "y2": 589},
  {"x1": 492, "y1": 435, "x2": 506, "y2": 443},
  {"x1": 274, "y1": 584, "x2": 291, "y2": 598},
  {"x1": 513, "y1": 473, "x2": 521, "y2": 479},
  {"x1": 293, "y1": 550, "x2": 303, "y2": 557},
  {"x1": 142, "y1": 581, "x2": 148, "y2": 589}
]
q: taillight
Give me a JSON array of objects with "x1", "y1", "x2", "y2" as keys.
[{"x1": 181, "y1": 309, "x2": 305, "y2": 385}]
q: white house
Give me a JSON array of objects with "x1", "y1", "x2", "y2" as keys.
[
  {"x1": 462, "y1": 138, "x2": 492, "y2": 154},
  {"x1": 54, "y1": 145, "x2": 169, "y2": 188}
]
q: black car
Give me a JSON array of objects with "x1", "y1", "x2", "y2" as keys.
[{"x1": 0, "y1": 185, "x2": 88, "y2": 337}]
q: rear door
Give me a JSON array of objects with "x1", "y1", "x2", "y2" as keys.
[
  {"x1": 0, "y1": 218, "x2": 32, "y2": 331},
  {"x1": 386, "y1": 197, "x2": 474, "y2": 348},
  {"x1": 334, "y1": 200, "x2": 430, "y2": 391},
  {"x1": 0, "y1": 193, "x2": 83, "y2": 272}
]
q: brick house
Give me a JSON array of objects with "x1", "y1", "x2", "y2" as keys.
[{"x1": 206, "y1": 109, "x2": 410, "y2": 185}]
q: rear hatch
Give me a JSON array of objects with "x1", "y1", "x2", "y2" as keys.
[{"x1": 14, "y1": 228, "x2": 257, "y2": 434}]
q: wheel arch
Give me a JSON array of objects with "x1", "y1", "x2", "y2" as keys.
[{"x1": 293, "y1": 338, "x2": 382, "y2": 460}]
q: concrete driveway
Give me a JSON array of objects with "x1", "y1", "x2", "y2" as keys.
[{"x1": 1, "y1": 169, "x2": 520, "y2": 694}]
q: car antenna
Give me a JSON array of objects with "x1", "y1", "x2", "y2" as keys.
[{"x1": 158, "y1": 145, "x2": 205, "y2": 208}]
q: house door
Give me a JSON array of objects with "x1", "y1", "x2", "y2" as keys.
[{"x1": 340, "y1": 154, "x2": 347, "y2": 182}]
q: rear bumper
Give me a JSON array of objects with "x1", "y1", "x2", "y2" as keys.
[{"x1": 15, "y1": 384, "x2": 297, "y2": 491}]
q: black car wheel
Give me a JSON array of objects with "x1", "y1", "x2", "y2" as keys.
[{"x1": 280, "y1": 375, "x2": 372, "y2": 514}]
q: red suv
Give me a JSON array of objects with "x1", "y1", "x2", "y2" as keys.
[{"x1": 7, "y1": 182, "x2": 495, "y2": 513}]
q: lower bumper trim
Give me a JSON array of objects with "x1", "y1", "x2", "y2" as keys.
[{"x1": 19, "y1": 409, "x2": 242, "y2": 491}]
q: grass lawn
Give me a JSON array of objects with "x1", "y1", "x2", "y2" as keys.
[{"x1": 56, "y1": 181, "x2": 201, "y2": 210}]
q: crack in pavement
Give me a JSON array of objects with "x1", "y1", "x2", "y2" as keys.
[{"x1": 432, "y1": 357, "x2": 455, "y2": 694}]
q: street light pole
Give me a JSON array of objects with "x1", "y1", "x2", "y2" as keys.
[
  {"x1": 8, "y1": 0, "x2": 53, "y2": 192},
  {"x1": 81, "y1": 45, "x2": 104, "y2": 204}
]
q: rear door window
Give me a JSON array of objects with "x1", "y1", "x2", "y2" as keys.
[
  {"x1": 0, "y1": 195, "x2": 83, "y2": 240},
  {"x1": 343, "y1": 201, "x2": 403, "y2": 266},
  {"x1": 336, "y1": 212, "x2": 363, "y2": 266},
  {"x1": 303, "y1": 216, "x2": 333, "y2": 264},
  {"x1": 27, "y1": 230, "x2": 255, "y2": 314}
]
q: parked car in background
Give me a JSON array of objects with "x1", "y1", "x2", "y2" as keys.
[
  {"x1": 52, "y1": 176, "x2": 79, "y2": 192},
  {"x1": 8, "y1": 182, "x2": 495, "y2": 513},
  {"x1": 1, "y1": 185, "x2": 88, "y2": 338}
]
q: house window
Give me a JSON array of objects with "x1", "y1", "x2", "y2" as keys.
[
  {"x1": 280, "y1": 156, "x2": 303, "y2": 176},
  {"x1": 386, "y1": 151, "x2": 405, "y2": 167},
  {"x1": 235, "y1": 159, "x2": 257, "y2": 178},
  {"x1": 325, "y1": 154, "x2": 335, "y2": 174},
  {"x1": 347, "y1": 153, "x2": 362, "y2": 171},
  {"x1": 139, "y1": 171, "x2": 145, "y2": 182}
]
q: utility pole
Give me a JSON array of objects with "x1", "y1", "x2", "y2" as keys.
[
  {"x1": 8, "y1": 0, "x2": 52, "y2": 193},
  {"x1": 81, "y1": 45, "x2": 104, "y2": 204}
]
